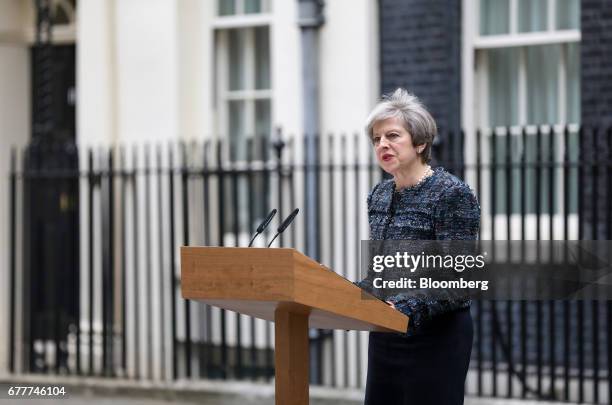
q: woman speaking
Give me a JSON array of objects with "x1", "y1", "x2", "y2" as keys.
[{"x1": 358, "y1": 88, "x2": 480, "y2": 404}]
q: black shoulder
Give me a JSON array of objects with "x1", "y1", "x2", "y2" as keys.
[
  {"x1": 434, "y1": 170, "x2": 466, "y2": 190},
  {"x1": 436, "y1": 176, "x2": 480, "y2": 217}
]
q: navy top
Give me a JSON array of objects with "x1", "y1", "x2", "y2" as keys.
[{"x1": 359, "y1": 167, "x2": 480, "y2": 335}]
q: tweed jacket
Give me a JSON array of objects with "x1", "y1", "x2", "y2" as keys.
[{"x1": 358, "y1": 167, "x2": 480, "y2": 335}]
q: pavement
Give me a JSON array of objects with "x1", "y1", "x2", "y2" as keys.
[{"x1": 0, "y1": 374, "x2": 578, "y2": 405}]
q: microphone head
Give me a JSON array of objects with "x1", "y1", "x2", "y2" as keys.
[
  {"x1": 256, "y1": 208, "x2": 277, "y2": 233},
  {"x1": 278, "y1": 208, "x2": 299, "y2": 233}
]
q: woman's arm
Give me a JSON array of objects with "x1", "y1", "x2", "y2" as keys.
[
  {"x1": 386, "y1": 183, "x2": 480, "y2": 331},
  {"x1": 434, "y1": 183, "x2": 480, "y2": 241}
]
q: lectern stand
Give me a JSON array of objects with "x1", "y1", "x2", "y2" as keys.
[{"x1": 181, "y1": 247, "x2": 408, "y2": 405}]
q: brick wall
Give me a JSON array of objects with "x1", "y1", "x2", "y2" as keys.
[
  {"x1": 378, "y1": 0, "x2": 461, "y2": 138},
  {"x1": 581, "y1": 0, "x2": 612, "y2": 129},
  {"x1": 580, "y1": 0, "x2": 612, "y2": 239}
]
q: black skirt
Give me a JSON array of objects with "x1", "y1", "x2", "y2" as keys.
[{"x1": 364, "y1": 307, "x2": 473, "y2": 405}]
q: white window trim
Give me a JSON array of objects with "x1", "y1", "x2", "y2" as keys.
[
  {"x1": 225, "y1": 89, "x2": 272, "y2": 100},
  {"x1": 474, "y1": 30, "x2": 580, "y2": 49},
  {"x1": 212, "y1": 14, "x2": 272, "y2": 29}
]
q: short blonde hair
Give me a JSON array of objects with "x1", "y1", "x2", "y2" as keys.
[{"x1": 365, "y1": 88, "x2": 437, "y2": 163}]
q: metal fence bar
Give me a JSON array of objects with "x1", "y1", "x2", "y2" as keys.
[
  {"x1": 562, "y1": 126, "x2": 571, "y2": 401},
  {"x1": 9, "y1": 148, "x2": 16, "y2": 374},
  {"x1": 215, "y1": 140, "x2": 227, "y2": 379},
  {"x1": 156, "y1": 145, "x2": 166, "y2": 379},
  {"x1": 262, "y1": 136, "x2": 273, "y2": 382},
  {"x1": 88, "y1": 149, "x2": 95, "y2": 376},
  {"x1": 475, "y1": 129, "x2": 483, "y2": 396},
  {"x1": 608, "y1": 127, "x2": 612, "y2": 405},
  {"x1": 143, "y1": 146, "x2": 152, "y2": 379},
  {"x1": 22, "y1": 149, "x2": 31, "y2": 374},
  {"x1": 181, "y1": 142, "x2": 192, "y2": 379},
  {"x1": 519, "y1": 127, "x2": 528, "y2": 400},
  {"x1": 202, "y1": 141, "x2": 212, "y2": 379},
  {"x1": 108, "y1": 147, "x2": 116, "y2": 377},
  {"x1": 535, "y1": 127, "x2": 543, "y2": 397},
  {"x1": 168, "y1": 144, "x2": 177, "y2": 380},
  {"x1": 120, "y1": 148, "x2": 127, "y2": 376},
  {"x1": 313, "y1": 134, "x2": 323, "y2": 385},
  {"x1": 327, "y1": 133, "x2": 337, "y2": 388},
  {"x1": 101, "y1": 150, "x2": 109, "y2": 376},
  {"x1": 131, "y1": 147, "x2": 140, "y2": 379},
  {"x1": 341, "y1": 134, "x2": 349, "y2": 388},
  {"x1": 230, "y1": 142, "x2": 241, "y2": 379},
  {"x1": 608, "y1": 128, "x2": 612, "y2": 238},
  {"x1": 490, "y1": 129, "x2": 498, "y2": 397},
  {"x1": 352, "y1": 133, "x2": 362, "y2": 389},
  {"x1": 547, "y1": 129, "x2": 556, "y2": 400}
]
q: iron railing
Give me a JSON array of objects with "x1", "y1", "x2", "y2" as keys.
[{"x1": 6, "y1": 125, "x2": 612, "y2": 403}]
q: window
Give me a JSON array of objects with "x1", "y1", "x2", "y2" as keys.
[
  {"x1": 218, "y1": 0, "x2": 271, "y2": 15},
  {"x1": 215, "y1": 3, "x2": 272, "y2": 161},
  {"x1": 214, "y1": 0, "x2": 272, "y2": 232},
  {"x1": 476, "y1": 0, "x2": 580, "y2": 127},
  {"x1": 464, "y1": 0, "x2": 581, "y2": 226}
]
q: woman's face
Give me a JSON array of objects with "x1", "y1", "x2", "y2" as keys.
[{"x1": 372, "y1": 116, "x2": 422, "y2": 176}]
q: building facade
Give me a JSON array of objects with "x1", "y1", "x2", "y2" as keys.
[{"x1": 1, "y1": 0, "x2": 611, "y2": 401}]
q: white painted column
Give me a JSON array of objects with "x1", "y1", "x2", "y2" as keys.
[
  {"x1": 114, "y1": 0, "x2": 179, "y2": 145},
  {"x1": 115, "y1": 0, "x2": 181, "y2": 382},
  {"x1": 178, "y1": 0, "x2": 208, "y2": 139},
  {"x1": 0, "y1": 0, "x2": 30, "y2": 376},
  {"x1": 272, "y1": 0, "x2": 302, "y2": 136},
  {"x1": 319, "y1": 0, "x2": 377, "y2": 135},
  {"x1": 76, "y1": 0, "x2": 117, "y2": 147}
]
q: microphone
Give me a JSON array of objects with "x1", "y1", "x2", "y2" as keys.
[
  {"x1": 267, "y1": 208, "x2": 299, "y2": 247},
  {"x1": 248, "y1": 208, "x2": 277, "y2": 247}
]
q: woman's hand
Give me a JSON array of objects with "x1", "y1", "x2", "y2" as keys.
[{"x1": 386, "y1": 300, "x2": 396, "y2": 309}]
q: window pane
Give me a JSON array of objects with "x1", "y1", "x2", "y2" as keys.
[
  {"x1": 566, "y1": 43, "x2": 580, "y2": 124},
  {"x1": 255, "y1": 99, "x2": 271, "y2": 138},
  {"x1": 229, "y1": 100, "x2": 246, "y2": 161},
  {"x1": 518, "y1": 0, "x2": 547, "y2": 33},
  {"x1": 244, "y1": 0, "x2": 261, "y2": 14},
  {"x1": 229, "y1": 29, "x2": 245, "y2": 91},
  {"x1": 526, "y1": 45, "x2": 560, "y2": 125},
  {"x1": 218, "y1": 0, "x2": 235, "y2": 16},
  {"x1": 480, "y1": 0, "x2": 510, "y2": 35},
  {"x1": 255, "y1": 27, "x2": 270, "y2": 90},
  {"x1": 556, "y1": 0, "x2": 580, "y2": 30},
  {"x1": 488, "y1": 48, "x2": 519, "y2": 127}
]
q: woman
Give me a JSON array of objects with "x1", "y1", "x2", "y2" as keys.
[{"x1": 359, "y1": 88, "x2": 480, "y2": 405}]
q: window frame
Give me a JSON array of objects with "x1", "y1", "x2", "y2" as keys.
[
  {"x1": 472, "y1": 0, "x2": 581, "y2": 129},
  {"x1": 213, "y1": 7, "x2": 273, "y2": 162}
]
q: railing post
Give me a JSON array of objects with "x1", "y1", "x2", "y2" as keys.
[{"x1": 9, "y1": 147, "x2": 17, "y2": 374}]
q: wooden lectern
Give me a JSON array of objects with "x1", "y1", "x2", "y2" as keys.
[{"x1": 181, "y1": 247, "x2": 408, "y2": 405}]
